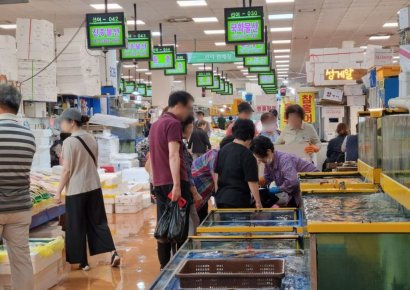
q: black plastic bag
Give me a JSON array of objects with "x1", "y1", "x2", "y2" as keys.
[
  {"x1": 259, "y1": 188, "x2": 279, "y2": 208},
  {"x1": 154, "y1": 202, "x2": 173, "y2": 243},
  {"x1": 167, "y1": 202, "x2": 189, "y2": 243}
]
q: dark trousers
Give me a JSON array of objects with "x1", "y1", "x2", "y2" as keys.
[
  {"x1": 65, "y1": 188, "x2": 116, "y2": 264},
  {"x1": 197, "y1": 203, "x2": 209, "y2": 223},
  {"x1": 154, "y1": 181, "x2": 191, "y2": 269}
]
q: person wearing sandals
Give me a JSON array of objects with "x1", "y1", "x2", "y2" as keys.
[{"x1": 54, "y1": 108, "x2": 120, "y2": 271}]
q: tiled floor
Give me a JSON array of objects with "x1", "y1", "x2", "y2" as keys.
[{"x1": 50, "y1": 207, "x2": 160, "y2": 290}]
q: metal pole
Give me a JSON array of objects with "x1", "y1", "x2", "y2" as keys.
[
  {"x1": 159, "y1": 23, "x2": 163, "y2": 46},
  {"x1": 133, "y1": 3, "x2": 137, "y2": 32},
  {"x1": 104, "y1": 0, "x2": 108, "y2": 13},
  {"x1": 174, "y1": 34, "x2": 177, "y2": 53}
]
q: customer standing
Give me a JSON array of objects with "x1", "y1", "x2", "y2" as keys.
[
  {"x1": 226, "y1": 102, "x2": 254, "y2": 136},
  {"x1": 55, "y1": 108, "x2": 120, "y2": 271},
  {"x1": 259, "y1": 112, "x2": 281, "y2": 143},
  {"x1": 323, "y1": 123, "x2": 348, "y2": 170},
  {"x1": 0, "y1": 85, "x2": 35, "y2": 290},
  {"x1": 149, "y1": 91, "x2": 194, "y2": 269},
  {"x1": 194, "y1": 111, "x2": 211, "y2": 135},
  {"x1": 342, "y1": 123, "x2": 359, "y2": 162},
  {"x1": 217, "y1": 114, "x2": 226, "y2": 130},
  {"x1": 276, "y1": 104, "x2": 321, "y2": 154},
  {"x1": 188, "y1": 120, "x2": 212, "y2": 159},
  {"x1": 215, "y1": 119, "x2": 262, "y2": 209}
]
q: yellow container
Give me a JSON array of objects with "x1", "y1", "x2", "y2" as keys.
[{"x1": 376, "y1": 65, "x2": 400, "y2": 80}]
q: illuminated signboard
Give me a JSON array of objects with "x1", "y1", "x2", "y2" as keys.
[
  {"x1": 235, "y1": 43, "x2": 267, "y2": 57},
  {"x1": 213, "y1": 78, "x2": 225, "y2": 93},
  {"x1": 146, "y1": 85, "x2": 152, "y2": 97},
  {"x1": 244, "y1": 55, "x2": 269, "y2": 67},
  {"x1": 224, "y1": 6, "x2": 264, "y2": 44},
  {"x1": 324, "y1": 68, "x2": 368, "y2": 81},
  {"x1": 120, "y1": 30, "x2": 151, "y2": 60},
  {"x1": 165, "y1": 54, "x2": 188, "y2": 76},
  {"x1": 86, "y1": 12, "x2": 126, "y2": 49},
  {"x1": 258, "y1": 72, "x2": 276, "y2": 86},
  {"x1": 196, "y1": 71, "x2": 214, "y2": 87},
  {"x1": 206, "y1": 75, "x2": 220, "y2": 90},
  {"x1": 221, "y1": 82, "x2": 234, "y2": 95},
  {"x1": 149, "y1": 46, "x2": 175, "y2": 70},
  {"x1": 137, "y1": 83, "x2": 147, "y2": 96},
  {"x1": 124, "y1": 81, "x2": 135, "y2": 94},
  {"x1": 248, "y1": 66, "x2": 271, "y2": 73}
]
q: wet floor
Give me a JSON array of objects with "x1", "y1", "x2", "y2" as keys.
[{"x1": 50, "y1": 207, "x2": 160, "y2": 290}]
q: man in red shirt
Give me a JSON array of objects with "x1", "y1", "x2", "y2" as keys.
[
  {"x1": 226, "y1": 102, "x2": 255, "y2": 136},
  {"x1": 149, "y1": 91, "x2": 194, "y2": 268}
]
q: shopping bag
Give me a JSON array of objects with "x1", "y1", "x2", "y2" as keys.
[
  {"x1": 154, "y1": 202, "x2": 173, "y2": 243},
  {"x1": 167, "y1": 202, "x2": 189, "y2": 243}
]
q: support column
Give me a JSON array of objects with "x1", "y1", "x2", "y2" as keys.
[{"x1": 152, "y1": 71, "x2": 173, "y2": 108}]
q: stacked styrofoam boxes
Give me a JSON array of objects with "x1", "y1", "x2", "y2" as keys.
[
  {"x1": 115, "y1": 192, "x2": 143, "y2": 213},
  {"x1": 364, "y1": 47, "x2": 393, "y2": 68},
  {"x1": 398, "y1": 45, "x2": 410, "y2": 98},
  {"x1": 100, "y1": 171, "x2": 123, "y2": 213},
  {"x1": 31, "y1": 129, "x2": 52, "y2": 170},
  {"x1": 111, "y1": 153, "x2": 140, "y2": 171},
  {"x1": 0, "y1": 35, "x2": 18, "y2": 81},
  {"x1": 16, "y1": 18, "x2": 57, "y2": 102},
  {"x1": 56, "y1": 28, "x2": 102, "y2": 96},
  {"x1": 96, "y1": 134, "x2": 120, "y2": 165}
]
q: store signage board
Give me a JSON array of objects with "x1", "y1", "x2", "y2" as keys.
[
  {"x1": 258, "y1": 72, "x2": 276, "y2": 86},
  {"x1": 164, "y1": 54, "x2": 188, "y2": 76},
  {"x1": 86, "y1": 12, "x2": 126, "y2": 49},
  {"x1": 224, "y1": 6, "x2": 264, "y2": 44},
  {"x1": 324, "y1": 68, "x2": 367, "y2": 81},
  {"x1": 196, "y1": 71, "x2": 214, "y2": 87},
  {"x1": 137, "y1": 83, "x2": 147, "y2": 96},
  {"x1": 206, "y1": 75, "x2": 220, "y2": 90},
  {"x1": 124, "y1": 81, "x2": 135, "y2": 94},
  {"x1": 149, "y1": 46, "x2": 175, "y2": 70},
  {"x1": 187, "y1": 51, "x2": 242, "y2": 64},
  {"x1": 146, "y1": 85, "x2": 152, "y2": 97},
  {"x1": 120, "y1": 30, "x2": 151, "y2": 61},
  {"x1": 213, "y1": 78, "x2": 226, "y2": 93},
  {"x1": 244, "y1": 55, "x2": 269, "y2": 67},
  {"x1": 235, "y1": 43, "x2": 267, "y2": 57},
  {"x1": 323, "y1": 87, "x2": 343, "y2": 103},
  {"x1": 221, "y1": 83, "x2": 234, "y2": 95},
  {"x1": 249, "y1": 66, "x2": 271, "y2": 73}
]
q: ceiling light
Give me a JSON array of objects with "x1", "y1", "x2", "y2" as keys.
[
  {"x1": 393, "y1": 60, "x2": 398, "y2": 63},
  {"x1": 243, "y1": 72, "x2": 249, "y2": 75},
  {"x1": 0, "y1": 24, "x2": 17, "y2": 29},
  {"x1": 198, "y1": 66, "x2": 212, "y2": 70},
  {"x1": 237, "y1": 65, "x2": 244, "y2": 69},
  {"x1": 136, "y1": 68, "x2": 148, "y2": 72},
  {"x1": 248, "y1": 78, "x2": 258, "y2": 81},
  {"x1": 145, "y1": 72, "x2": 152, "y2": 75},
  {"x1": 266, "y1": 0, "x2": 294, "y2": 3},
  {"x1": 277, "y1": 68, "x2": 289, "y2": 71},
  {"x1": 246, "y1": 75, "x2": 255, "y2": 78},
  {"x1": 360, "y1": 46, "x2": 367, "y2": 49},
  {"x1": 192, "y1": 63, "x2": 203, "y2": 66},
  {"x1": 162, "y1": 43, "x2": 179, "y2": 47},
  {"x1": 123, "y1": 64, "x2": 137, "y2": 68},
  {"x1": 215, "y1": 42, "x2": 226, "y2": 46},
  {"x1": 234, "y1": 62, "x2": 243, "y2": 65},
  {"x1": 276, "y1": 64, "x2": 289, "y2": 67},
  {"x1": 193, "y1": 17, "x2": 218, "y2": 23},
  {"x1": 173, "y1": 80, "x2": 183, "y2": 83},
  {"x1": 269, "y1": 14, "x2": 293, "y2": 20},
  {"x1": 276, "y1": 60, "x2": 290, "y2": 63},
  {"x1": 274, "y1": 49, "x2": 291, "y2": 53},
  {"x1": 240, "y1": 69, "x2": 248, "y2": 72},
  {"x1": 126, "y1": 20, "x2": 145, "y2": 25},
  {"x1": 121, "y1": 76, "x2": 133, "y2": 79},
  {"x1": 275, "y1": 55, "x2": 290, "y2": 59},
  {"x1": 270, "y1": 27, "x2": 292, "y2": 32},
  {"x1": 204, "y1": 30, "x2": 225, "y2": 35},
  {"x1": 152, "y1": 31, "x2": 161, "y2": 37},
  {"x1": 369, "y1": 35, "x2": 390, "y2": 40},
  {"x1": 90, "y1": 3, "x2": 122, "y2": 10},
  {"x1": 282, "y1": 80, "x2": 289, "y2": 84},
  {"x1": 177, "y1": 0, "x2": 207, "y2": 6},
  {"x1": 383, "y1": 22, "x2": 398, "y2": 28},
  {"x1": 393, "y1": 56, "x2": 400, "y2": 59},
  {"x1": 272, "y1": 40, "x2": 291, "y2": 44}
]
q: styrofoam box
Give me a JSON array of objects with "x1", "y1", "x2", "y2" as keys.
[
  {"x1": 142, "y1": 192, "x2": 152, "y2": 208},
  {"x1": 309, "y1": 48, "x2": 324, "y2": 63},
  {"x1": 24, "y1": 101, "x2": 48, "y2": 118},
  {"x1": 115, "y1": 192, "x2": 142, "y2": 205},
  {"x1": 104, "y1": 203, "x2": 115, "y2": 214},
  {"x1": 115, "y1": 204, "x2": 142, "y2": 214},
  {"x1": 323, "y1": 48, "x2": 339, "y2": 63},
  {"x1": 122, "y1": 168, "x2": 150, "y2": 183},
  {"x1": 344, "y1": 84, "x2": 363, "y2": 96},
  {"x1": 0, "y1": 35, "x2": 16, "y2": 49},
  {"x1": 347, "y1": 95, "x2": 366, "y2": 106}
]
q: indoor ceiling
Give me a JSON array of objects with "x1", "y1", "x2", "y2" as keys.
[{"x1": 0, "y1": 0, "x2": 409, "y2": 84}]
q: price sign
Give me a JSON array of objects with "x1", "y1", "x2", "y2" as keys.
[
  {"x1": 196, "y1": 71, "x2": 214, "y2": 87},
  {"x1": 235, "y1": 43, "x2": 267, "y2": 57},
  {"x1": 86, "y1": 12, "x2": 126, "y2": 49},
  {"x1": 249, "y1": 66, "x2": 271, "y2": 73},
  {"x1": 120, "y1": 30, "x2": 151, "y2": 60},
  {"x1": 244, "y1": 55, "x2": 269, "y2": 67},
  {"x1": 146, "y1": 85, "x2": 152, "y2": 97},
  {"x1": 213, "y1": 78, "x2": 226, "y2": 93},
  {"x1": 124, "y1": 81, "x2": 135, "y2": 94},
  {"x1": 225, "y1": 6, "x2": 264, "y2": 44},
  {"x1": 149, "y1": 46, "x2": 175, "y2": 70},
  {"x1": 258, "y1": 72, "x2": 276, "y2": 86},
  {"x1": 165, "y1": 54, "x2": 188, "y2": 75},
  {"x1": 206, "y1": 75, "x2": 220, "y2": 90},
  {"x1": 137, "y1": 83, "x2": 147, "y2": 96}
]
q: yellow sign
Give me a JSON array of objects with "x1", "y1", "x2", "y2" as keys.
[
  {"x1": 280, "y1": 98, "x2": 294, "y2": 129},
  {"x1": 324, "y1": 68, "x2": 367, "y2": 81},
  {"x1": 298, "y1": 92, "x2": 316, "y2": 123}
]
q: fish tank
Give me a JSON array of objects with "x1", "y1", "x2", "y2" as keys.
[
  {"x1": 382, "y1": 115, "x2": 410, "y2": 188},
  {"x1": 303, "y1": 192, "x2": 410, "y2": 290},
  {"x1": 358, "y1": 116, "x2": 382, "y2": 168}
]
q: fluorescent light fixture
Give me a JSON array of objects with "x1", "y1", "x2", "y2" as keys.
[
  {"x1": 360, "y1": 46, "x2": 367, "y2": 49},
  {"x1": 173, "y1": 80, "x2": 183, "y2": 83},
  {"x1": 276, "y1": 60, "x2": 290, "y2": 63},
  {"x1": 152, "y1": 31, "x2": 161, "y2": 37},
  {"x1": 215, "y1": 42, "x2": 226, "y2": 46},
  {"x1": 126, "y1": 20, "x2": 146, "y2": 25},
  {"x1": 177, "y1": 0, "x2": 207, "y2": 7},
  {"x1": 369, "y1": 35, "x2": 390, "y2": 40},
  {"x1": 277, "y1": 68, "x2": 289, "y2": 71},
  {"x1": 276, "y1": 64, "x2": 289, "y2": 67},
  {"x1": 278, "y1": 75, "x2": 288, "y2": 77},
  {"x1": 270, "y1": 27, "x2": 292, "y2": 32},
  {"x1": 0, "y1": 24, "x2": 16, "y2": 29},
  {"x1": 162, "y1": 43, "x2": 179, "y2": 47},
  {"x1": 234, "y1": 62, "x2": 243, "y2": 65},
  {"x1": 246, "y1": 75, "x2": 255, "y2": 78},
  {"x1": 266, "y1": 0, "x2": 294, "y2": 3},
  {"x1": 275, "y1": 55, "x2": 290, "y2": 59},
  {"x1": 393, "y1": 56, "x2": 400, "y2": 59},
  {"x1": 383, "y1": 22, "x2": 398, "y2": 28},
  {"x1": 282, "y1": 80, "x2": 289, "y2": 84},
  {"x1": 243, "y1": 72, "x2": 249, "y2": 75},
  {"x1": 393, "y1": 60, "x2": 398, "y2": 63},
  {"x1": 197, "y1": 66, "x2": 212, "y2": 70},
  {"x1": 269, "y1": 14, "x2": 293, "y2": 20},
  {"x1": 248, "y1": 78, "x2": 258, "y2": 81},
  {"x1": 193, "y1": 17, "x2": 218, "y2": 23},
  {"x1": 272, "y1": 39, "x2": 291, "y2": 44},
  {"x1": 241, "y1": 69, "x2": 248, "y2": 72},
  {"x1": 135, "y1": 68, "x2": 148, "y2": 72},
  {"x1": 204, "y1": 30, "x2": 225, "y2": 35},
  {"x1": 123, "y1": 64, "x2": 137, "y2": 68},
  {"x1": 121, "y1": 76, "x2": 133, "y2": 79},
  {"x1": 237, "y1": 65, "x2": 244, "y2": 69},
  {"x1": 192, "y1": 63, "x2": 204, "y2": 66},
  {"x1": 145, "y1": 72, "x2": 152, "y2": 75},
  {"x1": 274, "y1": 49, "x2": 291, "y2": 53},
  {"x1": 90, "y1": 3, "x2": 122, "y2": 10}
]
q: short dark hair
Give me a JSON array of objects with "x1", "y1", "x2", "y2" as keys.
[
  {"x1": 260, "y1": 112, "x2": 275, "y2": 123},
  {"x1": 336, "y1": 123, "x2": 349, "y2": 136},
  {"x1": 219, "y1": 135, "x2": 234, "y2": 148},
  {"x1": 0, "y1": 85, "x2": 22, "y2": 113},
  {"x1": 168, "y1": 91, "x2": 194, "y2": 108},
  {"x1": 250, "y1": 136, "x2": 274, "y2": 158},
  {"x1": 232, "y1": 119, "x2": 255, "y2": 141},
  {"x1": 196, "y1": 111, "x2": 204, "y2": 116},
  {"x1": 228, "y1": 116, "x2": 233, "y2": 120},
  {"x1": 182, "y1": 114, "x2": 195, "y2": 132},
  {"x1": 285, "y1": 104, "x2": 305, "y2": 120}
]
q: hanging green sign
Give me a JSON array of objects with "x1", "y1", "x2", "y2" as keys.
[
  {"x1": 164, "y1": 54, "x2": 188, "y2": 76},
  {"x1": 120, "y1": 30, "x2": 151, "y2": 60},
  {"x1": 244, "y1": 55, "x2": 269, "y2": 67},
  {"x1": 235, "y1": 43, "x2": 267, "y2": 57},
  {"x1": 248, "y1": 66, "x2": 271, "y2": 73},
  {"x1": 206, "y1": 75, "x2": 220, "y2": 90},
  {"x1": 187, "y1": 51, "x2": 242, "y2": 64},
  {"x1": 224, "y1": 6, "x2": 264, "y2": 44},
  {"x1": 196, "y1": 71, "x2": 214, "y2": 87}
]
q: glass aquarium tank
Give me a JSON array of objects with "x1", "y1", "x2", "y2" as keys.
[{"x1": 358, "y1": 116, "x2": 382, "y2": 168}]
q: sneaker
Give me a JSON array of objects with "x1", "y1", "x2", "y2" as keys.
[
  {"x1": 111, "y1": 252, "x2": 121, "y2": 267},
  {"x1": 80, "y1": 264, "x2": 90, "y2": 271}
]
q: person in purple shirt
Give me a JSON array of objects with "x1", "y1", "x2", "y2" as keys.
[{"x1": 250, "y1": 136, "x2": 318, "y2": 208}]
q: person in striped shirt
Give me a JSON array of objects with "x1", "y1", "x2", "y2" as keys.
[{"x1": 0, "y1": 84, "x2": 36, "y2": 290}]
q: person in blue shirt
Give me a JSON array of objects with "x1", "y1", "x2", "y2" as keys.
[{"x1": 259, "y1": 112, "x2": 281, "y2": 143}]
